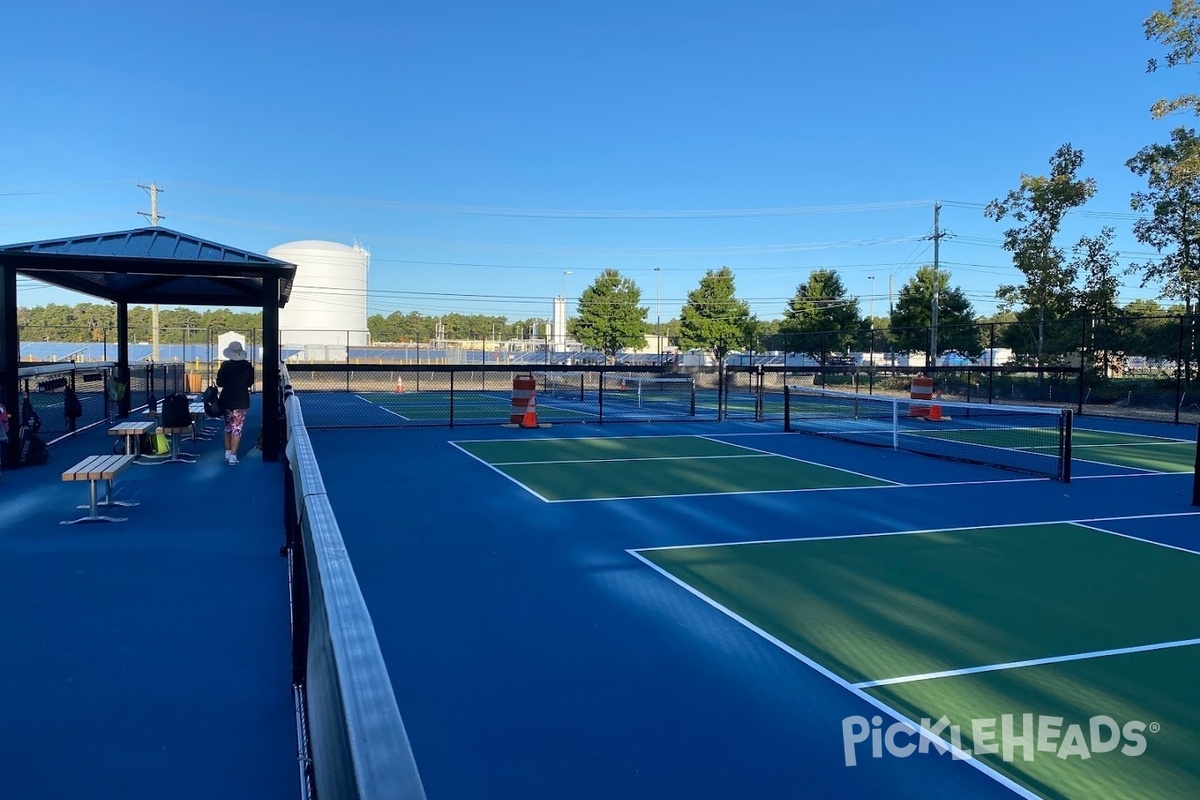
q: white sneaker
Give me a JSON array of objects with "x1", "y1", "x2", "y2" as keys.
[{"x1": 227, "y1": 454, "x2": 239, "y2": 466}]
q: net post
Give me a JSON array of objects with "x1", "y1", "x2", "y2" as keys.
[
  {"x1": 577, "y1": 372, "x2": 584, "y2": 403},
  {"x1": 1059, "y1": 408, "x2": 1072, "y2": 483},
  {"x1": 783, "y1": 384, "x2": 792, "y2": 432},
  {"x1": 689, "y1": 378, "x2": 696, "y2": 416},
  {"x1": 1192, "y1": 422, "x2": 1199, "y2": 506},
  {"x1": 891, "y1": 397, "x2": 898, "y2": 450}
]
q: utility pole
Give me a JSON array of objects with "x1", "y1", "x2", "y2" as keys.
[
  {"x1": 926, "y1": 201, "x2": 947, "y2": 369},
  {"x1": 654, "y1": 267, "x2": 662, "y2": 361},
  {"x1": 138, "y1": 181, "x2": 164, "y2": 362}
]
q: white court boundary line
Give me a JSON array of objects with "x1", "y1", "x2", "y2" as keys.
[
  {"x1": 626, "y1": 549, "x2": 1041, "y2": 800},
  {"x1": 697, "y1": 434, "x2": 901, "y2": 485},
  {"x1": 855, "y1": 637, "x2": 1200, "y2": 689},
  {"x1": 627, "y1": 516, "x2": 1200, "y2": 798},
  {"x1": 631, "y1": 512, "x2": 1200, "y2": 553},
  {"x1": 446, "y1": 440, "x2": 551, "y2": 503},
  {"x1": 452, "y1": 432, "x2": 899, "y2": 501},
  {"x1": 355, "y1": 393, "x2": 411, "y2": 420},
  {"x1": 491, "y1": 453, "x2": 773, "y2": 466}
]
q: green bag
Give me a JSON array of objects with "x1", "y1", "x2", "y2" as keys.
[{"x1": 139, "y1": 430, "x2": 170, "y2": 455}]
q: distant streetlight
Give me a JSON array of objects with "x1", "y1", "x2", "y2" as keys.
[
  {"x1": 562, "y1": 270, "x2": 573, "y2": 300},
  {"x1": 867, "y1": 275, "x2": 875, "y2": 322}
]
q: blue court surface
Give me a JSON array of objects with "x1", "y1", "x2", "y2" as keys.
[{"x1": 307, "y1": 415, "x2": 1199, "y2": 800}]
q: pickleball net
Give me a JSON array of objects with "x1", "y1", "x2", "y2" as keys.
[{"x1": 783, "y1": 384, "x2": 1072, "y2": 481}]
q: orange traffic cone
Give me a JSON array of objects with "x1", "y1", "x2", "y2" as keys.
[
  {"x1": 520, "y1": 395, "x2": 539, "y2": 428},
  {"x1": 394, "y1": 375, "x2": 404, "y2": 393},
  {"x1": 927, "y1": 405, "x2": 942, "y2": 421}
]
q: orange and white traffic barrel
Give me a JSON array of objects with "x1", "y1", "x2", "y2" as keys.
[
  {"x1": 511, "y1": 373, "x2": 538, "y2": 427},
  {"x1": 909, "y1": 374, "x2": 935, "y2": 417}
]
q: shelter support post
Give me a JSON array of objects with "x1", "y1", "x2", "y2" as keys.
[
  {"x1": 0, "y1": 262, "x2": 19, "y2": 466},
  {"x1": 261, "y1": 276, "x2": 281, "y2": 462},
  {"x1": 116, "y1": 302, "x2": 130, "y2": 418}
]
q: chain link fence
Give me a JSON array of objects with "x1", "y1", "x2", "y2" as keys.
[{"x1": 14, "y1": 316, "x2": 1200, "y2": 427}]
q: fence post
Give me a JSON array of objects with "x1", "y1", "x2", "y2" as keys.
[
  {"x1": 1078, "y1": 318, "x2": 1088, "y2": 415},
  {"x1": 1176, "y1": 316, "x2": 1186, "y2": 425},
  {"x1": 988, "y1": 323, "x2": 996, "y2": 404}
]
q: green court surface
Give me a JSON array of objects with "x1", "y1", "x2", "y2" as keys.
[
  {"x1": 917, "y1": 427, "x2": 1196, "y2": 473},
  {"x1": 636, "y1": 523, "x2": 1200, "y2": 800},
  {"x1": 1068, "y1": 429, "x2": 1196, "y2": 472},
  {"x1": 453, "y1": 435, "x2": 891, "y2": 500}
]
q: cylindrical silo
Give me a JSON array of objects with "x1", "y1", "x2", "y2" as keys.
[{"x1": 268, "y1": 240, "x2": 370, "y2": 358}]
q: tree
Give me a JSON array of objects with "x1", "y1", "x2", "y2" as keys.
[
  {"x1": 778, "y1": 269, "x2": 861, "y2": 355},
  {"x1": 889, "y1": 266, "x2": 980, "y2": 358},
  {"x1": 1068, "y1": 228, "x2": 1124, "y2": 379},
  {"x1": 1072, "y1": 228, "x2": 1122, "y2": 320},
  {"x1": 677, "y1": 267, "x2": 753, "y2": 359},
  {"x1": 1145, "y1": 1, "x2": 1200, "y2": 119},
  {"x1": 984, "y1": 143, "x2": 1097, "y2": 368},
  {"x1": 1127, "y1": 127, "x2": 1200, "y2": 314},
  {"x1": 567, "y1": 268, "x2": 648, "y2": 360}
]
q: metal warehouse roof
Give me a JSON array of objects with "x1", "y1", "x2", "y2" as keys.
[{"x1": 0, "y1": 226, "x2": 296, "y2": 307}]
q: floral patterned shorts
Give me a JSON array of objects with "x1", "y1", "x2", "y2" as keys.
[{"x1": 224, "y1": 407, "x2": 248, "y2": 437}]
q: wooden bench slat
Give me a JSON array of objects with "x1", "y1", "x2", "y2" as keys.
[
  {"x1": 84, "y1": 455, "x2": 120, "y2": 480},
  {"x1": 90, "y1": 454, "x2": 135, "y2": 479},
  {"x1": 63, "y1": 455, "x2": 106, "y2": 481},
  {"x1": 63, "y1": 454, "x2": 136, "y2": 481}
]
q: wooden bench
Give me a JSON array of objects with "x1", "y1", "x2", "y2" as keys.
[
  {"x1": 108, "y1": 420, "x2": 159, "y2": 456},
  {"x1": 61, "y1": 454, "x2": 138, "y2": 524}
]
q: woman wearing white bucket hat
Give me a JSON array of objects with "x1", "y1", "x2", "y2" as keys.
[{"x1": 216, "y1": 340, "x2": 255, "y2": 465}]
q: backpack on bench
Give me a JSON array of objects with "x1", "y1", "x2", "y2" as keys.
[{"x1": 161, "y1": 393, "x2": 192, "y2": 429}]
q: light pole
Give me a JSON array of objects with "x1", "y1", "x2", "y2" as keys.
[
  {"x1": 654, "y1": 267, "x2": 662, "y2": 361},
  {"x1": 562, "y1": 270, "x2": 572, "y2": 300}
]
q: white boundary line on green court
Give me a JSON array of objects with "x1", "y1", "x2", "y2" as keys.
[
  {"x1": 629, "y1": 512, "x2": 1200, "y2": 553},
  {"x1": 491, "y1": 453, "x2": 774, "y2": 466},
  {"x1": 544, "y1": 483, "x2": 894, "y2": 504},
  {"x1": 696, "y1": 435, "x2": 901, "y2": 486},
  {"x1": 854, "y1": 637, "x2": 1200, "y2": 689},
  {"x1": 1072, "y1": 441, "x2": 1194, "y2": 448},
  {"x1": 445, "y1": 441, "x2": 552, "y2": 503},
  {"x1": 628, "y1": 515, "x2": 1200, "y2": 798},
  {"x1": 1072, "y1": 521, "x2": 1200, "y2": 557},
  {"x1": 625, "y1": 548, "x2": 1042, "y2": 800}
]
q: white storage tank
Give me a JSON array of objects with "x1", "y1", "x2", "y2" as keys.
[{"x1": 269, "y1": 240, "x2": 370, "y2": 353}]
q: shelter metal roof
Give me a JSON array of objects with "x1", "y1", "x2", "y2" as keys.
[{"x1": 0, "y1": 227, "x2": 296, "y2": 307}]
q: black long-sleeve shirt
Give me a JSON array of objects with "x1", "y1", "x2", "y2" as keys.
[{"x1": 216, "y1": 359, "x2": 255, "y2": 410}]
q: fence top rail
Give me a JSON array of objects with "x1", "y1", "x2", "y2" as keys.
[
  {"x1": 287, "y1": 363, "x2": 708, "y2": 374},
  {"x1": 17, "y1": 361, "x2": 117, "y2": 378}
]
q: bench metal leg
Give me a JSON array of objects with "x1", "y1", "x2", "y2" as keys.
[
  {"x1": 137, "y1": 432, "x2": 197, "y2": 465},
  {"x1": 63, "y1": 479, "x2": 128, "y2": 524},
  {"x1": 77, "y1": 478, "x2": 138, "y2": 510}
]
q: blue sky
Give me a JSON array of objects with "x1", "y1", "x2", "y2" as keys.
[{"x1": 2, "y1": 1, "x2": 1196, "y2": 326}]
